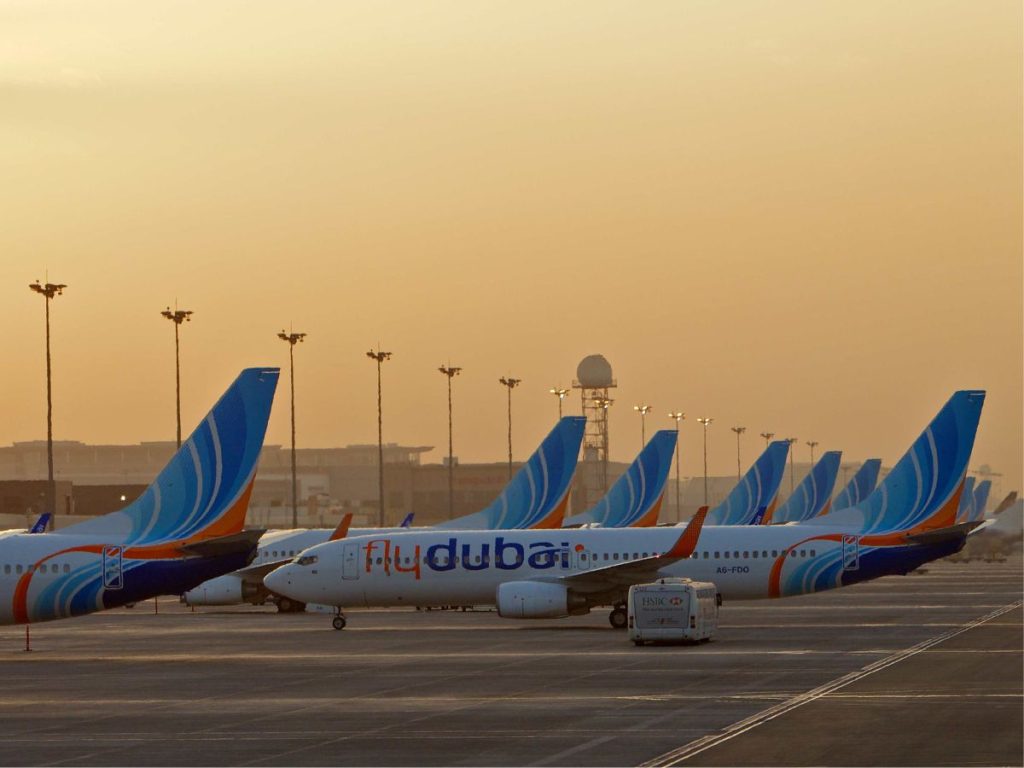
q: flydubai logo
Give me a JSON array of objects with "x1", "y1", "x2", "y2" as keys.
[{"x1": 363, "y1": 537, "x2": 573, "y2": 581}]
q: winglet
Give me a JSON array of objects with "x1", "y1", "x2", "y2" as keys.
[
  {"x1": 665, "y1": 506, "x2": 708, "y2": 558},
  {"x1": 399, "y1": 513, "x2": 415, "y2": 528},
  {"x1": 329, "y1": 512, "x2": 354, "y2": 541}
]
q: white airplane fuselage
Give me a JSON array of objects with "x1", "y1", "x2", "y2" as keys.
[{"x1": 266, "y1": 524, "x2": 962, "y2": 611}]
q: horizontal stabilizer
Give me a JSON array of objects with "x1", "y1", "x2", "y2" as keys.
[
  {"x1": 177, "y1": 529, "x2": 264, "y2": 559},
  {"x1": 903, "y1": 521, "x2": 980, "y2": 547}
]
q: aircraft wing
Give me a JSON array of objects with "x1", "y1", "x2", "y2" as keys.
[
  {"x1": 548, "y1": 507, "x2": 707, "y2": 592},
  {"x1": 234, "y1": 558, "x2": 292, "y2": 582}
]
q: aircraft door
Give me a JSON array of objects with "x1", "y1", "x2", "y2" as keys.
[
  {"x1": 342, "y1": 543, "x2": 360, "y2": 580},
  {"x1": 573, "y1": 547, "x2": 592, "y2": 570},
  {"x1": 842, "y1": 535, "x2": 859, "y2": 571},
  {"x1": 102, "y1": 545, "x2": 124, "y2": 590}
]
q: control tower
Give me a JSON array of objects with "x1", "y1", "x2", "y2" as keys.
[{"x1": 572, "y1": 354, "x2": 617, "y2": 511}]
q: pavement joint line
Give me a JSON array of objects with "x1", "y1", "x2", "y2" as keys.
[{"x1": 636, "y1": 600, "x2": 1023, "y2": 768}]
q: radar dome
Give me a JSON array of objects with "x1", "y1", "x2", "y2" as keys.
[{"x1": 576, "y1": 355, "x2": 614, "y2": 388}]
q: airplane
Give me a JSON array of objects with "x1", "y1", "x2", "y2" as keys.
[
  {"x1": 562, "y1": 430, "x2": 676, "y2": 528},
  {"x1": 826, "y1": 459, "x2": 882, "y2": 516},
  {"x1": 265, "y1": 390, "x2": 986, "y2": 631},
  {"x1": 968, "y1": 480, "x2": 991, "y2": 523},
  {"x1": 706, "y1": 440, "x2": 790, "y2": 525},
  {"x1": 991, "y1": 491, "x2": 1019, "y2": 516},
  {"x1": 955, "y1": 476, "x2": 977, "y2": 523},
  {"x1": 768, "y1": 450, "x2": 842, "y2": 524},
  {"x1": 0, "y1": 513, "x2": 51, "y2": 539},
  {"x1": 28, "y1": 513, "x2": 51, "y2": 534},
  {"x1": 182, "y1": 416, "x2": 586, "y2": 610},
  {"x1": 0, "y1": 368, "x2": 279, "y2": 625}
]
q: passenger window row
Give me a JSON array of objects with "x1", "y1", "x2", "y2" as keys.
[{"x1": 3, "y1": 563, "x2": 71, "y2": 575}]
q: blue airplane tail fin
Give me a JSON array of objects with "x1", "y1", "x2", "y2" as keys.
[
  {"x1": 562, "y1": 430, "x2": 676, "y2": 528},
  {"x1": 399, "y1": 513, "x2": 415, "y2": 528},
  {"x1": 434, "y1": 416, "x2": 586, "y2": 530},
  {"x1": 770, "y1": 450, "x2": 842, "y2": 524},
  {"x1": 60, "y1": 368, "x2": 280, "y2": 545},
  {"x1": 706, "y1": 440, "x2": 790, "y2": 525},
  {"x1": 829, "y1": 458, "x2": 882, "y2": 514},
  {"x1": 969, "y1": 480, "x2": 992, "y2": 522},
  {"x1": 955, "y1": 476, "x2": 977, "y2": 523},
  {"x1": 808, "y1": 391, "x2": 985, "y2": 535},
  {"x1": 29, "y1": 513, "x2": 51, "y2": 534}
]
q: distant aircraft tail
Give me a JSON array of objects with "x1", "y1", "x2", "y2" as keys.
[
  {"x1": 969, "y1": 480, "x2": 991, "y2": 522},
  {"x1": 992, "y1": 491, "x2": 1018, "y2": 516},
  {"x1": 28, "y1": 513, "x2": 51, "y2": 534},
  {"x1": 706, "y1": 440, "x2": 790, "y2": 525},
  {"x1": 769, "y1": 450, "x2": 842, "y2": 524},
  {"x1": 807, "y1": 390, "x2": 985, "y2": 535},
  {"x1": 434, "y1": 417, "x2": 586, "y2": 530},
  {"x1": 955, "y1": 476, "x2": 977, "y2": 523},
  {"x1": 827, "y1": 458, "x2": 881, "y2": 515},
  {"x1": 562, "y1": 430, "x2": 676, "y2": 528},
  {"x1": 60, "y1": 368, "x2": 280, "y2": 545},
  {"x1": 399, "y1": 513, "x2": 415, "y2": 528}
]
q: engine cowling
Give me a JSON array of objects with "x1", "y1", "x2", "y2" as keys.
[
  {"x1": 182, "y1": 574, "x2": 260, "y2": 606},
  {"x1": 496, "y1": 581, "x2": 588, "y2": 619}
]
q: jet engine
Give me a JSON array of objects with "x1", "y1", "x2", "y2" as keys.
[
  {"x1": 182, "y1": 574, "x2": 264, "y2": 606},
  {"x1": 496, "y1": 581, "x2": 589, "y2": 619}
]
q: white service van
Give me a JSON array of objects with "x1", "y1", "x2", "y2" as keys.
[{"x1": 627, "y1": 578, "x2": 720, "y2": 646}]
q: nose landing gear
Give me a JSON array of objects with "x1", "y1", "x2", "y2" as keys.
[{"x1": 332, "y1": 608, "x2": 347, "y2": 630}]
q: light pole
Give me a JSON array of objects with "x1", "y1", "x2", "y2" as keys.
[
  {"x1": 278, "y1": 329, "x2": 306, "y2": 528},
  {"x1": 806, "y1": 440, "x2": 818, "y2": 467},
  {"x1": 29, "y1": 279, "x2": 66, "y2": 531},
  {"x1": 439, "y1": 364, "x2": 461, "y2": 517},
  {"x1": 785, "y1": 437, "x2": 798, "y2": 495},
  {"x1": 668, "y1": 412, "x2": 685, "y2": 522},
  {"x1": 499, "y1": 377, "x2": 521, "y2": 479},
  {"x1": 697, "y1": 417, "x2": 713, "y2": 506},
  {"x1": 593, "y1": 397, "x2": 614, "y2": 491},
  {"x1": 161, "y1": 305, "x2": 193, "y2": 448},
  {"x1": 549, "y1": 387, "x2": 570, "y2": 418},
  {"x1": 731, "y1": 426, "x2": 746, "y2": 480},
  {"x1": 760, "y1": 431, "x2": 774, "y2": 447},
  {"x1": 366, "y1": 348, "x2": 392, "y2": 527},
  {"x1": 633, "y1": 404, "x2": 652, "y2": 447}
]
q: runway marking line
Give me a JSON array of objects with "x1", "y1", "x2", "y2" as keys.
[{"x1": 637, "y1": 600, "x2": 1023, "y2": 767}]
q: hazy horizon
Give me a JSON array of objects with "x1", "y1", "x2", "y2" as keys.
[{"x1": 2, "y1": 1, "x2": 1020, "y2": 490}]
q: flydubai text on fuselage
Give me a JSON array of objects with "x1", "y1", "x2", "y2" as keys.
[{"x1": 269, "y1": 522, "x2": 959, "y2": 610}]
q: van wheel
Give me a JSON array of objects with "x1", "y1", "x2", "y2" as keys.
[{"x1": 608, "y1": 607, "x2": 628, "y2": 630}]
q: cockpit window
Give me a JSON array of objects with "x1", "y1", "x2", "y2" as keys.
[{"x1": 296, "y1": 555, "x2": 318, "y2": 566}]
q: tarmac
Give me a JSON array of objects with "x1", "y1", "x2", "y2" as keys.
[{"x1": 0, "y1": 557, "x2": 1020, "y2": 767}]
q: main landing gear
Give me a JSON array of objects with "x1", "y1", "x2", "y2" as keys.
[
  {"x1": 276, "y1": 597, "x2": 306, "y2": 614},
  {"x1": 332, "y1": 608, "x2": 347, "y2": 631},
  {"x1": 608, "y1": 604, "x2": 628, "y2": 630}
]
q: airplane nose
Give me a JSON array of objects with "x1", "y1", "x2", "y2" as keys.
[{"x1": 264, "y1": 566, "x2": 294, "y2": 597}]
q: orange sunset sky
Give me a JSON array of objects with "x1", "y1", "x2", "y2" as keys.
[{"x1": 1, "y1": 1, "x2": 1021, "y2": 490}]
